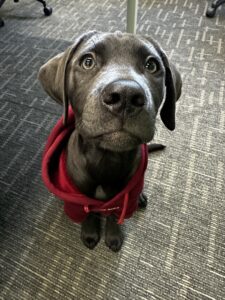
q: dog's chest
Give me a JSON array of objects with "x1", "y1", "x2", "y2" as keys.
[
  {"x1": 94, "y1": 185, "x2": 108, "y2": 200},
  {"x1": 94, "y1": 184, "x2": 123, "y2": 201}
]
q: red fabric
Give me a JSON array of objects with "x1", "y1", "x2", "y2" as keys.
[{"x1": 42, "y1": 107, "x2": 148, "y2": 224}]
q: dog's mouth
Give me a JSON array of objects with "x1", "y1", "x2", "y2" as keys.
[
  {"x1": 78, "y1": 114, "x2": 155, "y2": 151},
  {"x1": 96, "y1": 130, "x2": 144, "y2": 152}
]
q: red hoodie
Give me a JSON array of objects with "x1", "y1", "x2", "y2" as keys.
[{"x1": 42, "y1": 107, "x2": 148, "y2": 224}]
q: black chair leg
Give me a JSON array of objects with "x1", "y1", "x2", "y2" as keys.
[
  {"x1": 206, "y1": 0, "x2": 225, "y2": 17},
  {"x1": 0, "y1": 0, "x2": 52, "y2": 28},
  {"x1": 36, "y1": 0, "x2": 53, "y2": 16},
  {"x1": 0, "y1": 0, "x2": 5, "y2": 26}
]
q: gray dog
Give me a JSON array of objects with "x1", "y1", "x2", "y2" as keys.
[{"x1": 39, "y1": 31, "x2": 182, "y2": 252}]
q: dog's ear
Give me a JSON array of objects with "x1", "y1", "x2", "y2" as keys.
[
  {"x1": 38, "y1": 31, "x2": 98, "y2": 125},
  {"x1": 142, "y1": 36, "x2": 182, "y2": 130},
  {"x1": 159, "y1": 51, "x2": 182, "y2": 130}
]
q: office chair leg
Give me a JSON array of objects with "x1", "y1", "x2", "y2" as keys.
[
  {"x1": 13, "y1": 0, "x2": 52, "y2": 16},
  {"x1": 206, "y1": 0, "x2": 225, "y2": 17},
  {"x1": 0, "y1": 0, "x2": 5, "y2": 26},
  {"x1": 36, "y1": 0, "x2": 53, "y2": 16}
]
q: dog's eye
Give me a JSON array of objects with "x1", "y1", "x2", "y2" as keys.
[
  {"x1": 81, "y1": 55, "x2": 95, "y2": 70},
  {"x1": 145, "y1": 57, "x2": 159, "y2": 73}
]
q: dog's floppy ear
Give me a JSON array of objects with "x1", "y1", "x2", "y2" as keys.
[
  {"x1": 38, "y1": 31, "x2": 98, "y2": 125},
  {"x1": 159, "y1": 51, "x2": 182, "y2": 130},
  {"x1": 142, "y1": 36, "x2": 182, "y2": 130}
]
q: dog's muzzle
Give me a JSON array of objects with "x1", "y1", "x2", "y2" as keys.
[{"x1": 101, "y1": 79, "x2": 146, "y2": 118}]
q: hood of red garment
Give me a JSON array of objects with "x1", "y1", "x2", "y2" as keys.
[{"x1": 42, "y1": 107, "x2": 148, "y2": 224}]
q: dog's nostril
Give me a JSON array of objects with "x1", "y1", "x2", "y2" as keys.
[
  {"x1": 131, "y1": 95, "x2": 145, "y2": 107},
  {"x1": 104, "y1": 92, "x2": 121, "y2": 105}
]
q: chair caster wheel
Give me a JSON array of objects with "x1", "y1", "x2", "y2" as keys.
[
  {"x1": 206, "y1": 7, "x2": 216, "y2": 17},
  {"x1": 44, "y1": 6, "x2": 52, "y2": 16},
  {"x1": 0, "y1": 19, "x2": 4, "y2": 27},
  {"x1": 14, "y1": 0, "x2": 19, "y2": 2}
]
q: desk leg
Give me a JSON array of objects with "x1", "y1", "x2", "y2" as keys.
[{"x1": 127, "y1": 0, "x2": 138, "y2": 34}]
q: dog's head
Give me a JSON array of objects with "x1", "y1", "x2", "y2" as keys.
[{"x1": 39, "y1": 31, "x2": 182, "y2": 151}]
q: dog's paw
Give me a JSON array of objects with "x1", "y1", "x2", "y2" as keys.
[
  {"x1": 105, "y1": 233, "x2": 124, "y2": 252},
  {"x1": 105, "y1": 215, "x2": 124, "y2": 252},
  {"x1": 138, "y1": 193, "x2": 148, "y2": 209},
  {"x1": 81, "y1": 213, "x2": 101, "y2": 250},
  {"x1": 81, "y1": 231, "x2": 100, "y2": 250}
]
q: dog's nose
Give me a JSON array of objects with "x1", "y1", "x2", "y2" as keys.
[{"x1": 102, "y1": 80, "x2": 145, "y2": 116}]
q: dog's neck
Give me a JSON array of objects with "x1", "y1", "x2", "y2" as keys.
[{"x1": 66, "y1": 130, "x2": 141, "y2": 200}]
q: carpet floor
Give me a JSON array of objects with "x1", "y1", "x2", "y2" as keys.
[{"x1": 0, "y1": 0, "x2": 225, "y2": 299}]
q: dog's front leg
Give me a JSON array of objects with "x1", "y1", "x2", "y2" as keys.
[
  {"x1": 105, "y1": 215, "x2": 124, "y2": 252},
  {"x1": 81, "y1": 213, "x2": 101, "y2": 249}
]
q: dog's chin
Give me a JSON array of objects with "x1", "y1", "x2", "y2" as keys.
[{"x1": 98, "y1": 131, "x2": 147, "y2": 152}]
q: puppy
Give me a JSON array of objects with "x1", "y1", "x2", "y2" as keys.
[{"x1": 39, "y1": 31, "x2": 182, "y2": 252}]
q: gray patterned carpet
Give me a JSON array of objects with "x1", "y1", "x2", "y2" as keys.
[{"x1": 0, "y1": 0, "x2": 225, "y2": 299}]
